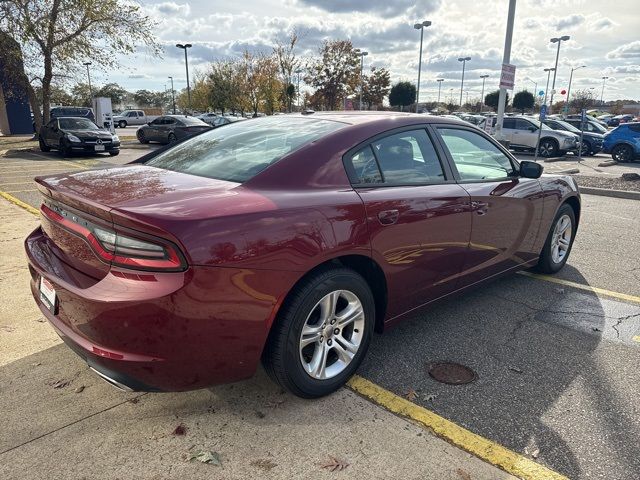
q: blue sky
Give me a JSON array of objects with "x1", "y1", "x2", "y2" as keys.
[{"x1": 101, "y1": 0, "x2": 640, "y2": 101}]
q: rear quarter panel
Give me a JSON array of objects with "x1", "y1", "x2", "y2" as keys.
[{"x1": 533, "y1": 174, "x2": 580, "y2": 254}]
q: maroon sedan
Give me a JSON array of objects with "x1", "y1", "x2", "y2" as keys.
[{"x1": 25, "y1": 113, "x2": 580, "y2": 398}]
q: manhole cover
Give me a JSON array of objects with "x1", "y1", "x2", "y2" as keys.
[{"x1": 428, "y1": 362, "x2": 476, "y2": 385}]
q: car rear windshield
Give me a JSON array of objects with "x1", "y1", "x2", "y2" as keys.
[
  {"x1": 145, "y1": 116, "x2": 346, "y2": 183},
  {"x1": 175, "y1": 116, "x2": 208, "y2": 126},
  {"x1": 59, "y1": 118, "x2": 98, "y2": 130}
]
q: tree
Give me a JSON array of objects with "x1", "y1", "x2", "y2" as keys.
[
  {"x1": 273, "y1": 30, "x2": 301, "y2": 112},
  {"x1": 306, "y1": 40, "x2": 360, "y2": 110},
  {"x1": 96, "y1": 83, "x2": 128, "y2": 106},
  {"x1": 0, "y1": 0, "x2": 160, "y2": 127},
  {"x1": 484, "y1": 90, "x2": 509, "y2": 111},
  {"x1": 71, "y1": 83, "x2": 92, "y2": 107},
  {"x1": 389, "y1": 81, "x2": 416, "y2": 111},
  {"x1": 34, "y1": 84, "x2": 73, "y2": 107},
  {"x1": 569, "y1": 89, "x2": 596, "y2": 113},
  {"x1": 208, "y1": 60, "x2": 238, "y2": 115},
  {"x1": 133, "y1": 90, "x2": 156, "y2": 108},
  {"x1": 362, "y1": 67, "x2": 391, "y2": 110},
  {"x1": 513, "y1": 90, "x2": 535, "y2": 113}
]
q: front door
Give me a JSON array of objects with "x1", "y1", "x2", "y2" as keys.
[
  {"x1": 433, "y1": 125, "x2": 544, "y2": 287},
  {"x1": 346, "y1": 127, "x2": 472, "y2": 320}
]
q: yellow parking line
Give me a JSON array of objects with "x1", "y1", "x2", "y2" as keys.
[
  {"x1": 0, "y1": 182, "x2": 36, "y2": 186},
  {"x1": 633, "y1": 336, "x2": 640, "y2": 343},
  {"x1": 348, "y1": 376, "x2": 567, "y2": 480},
  {"x1": 0, "y1": 190, "x2": 40, "y2": 215},
  {"x1": 2, "y1": 189, "x2": 37, "y2": 194},
  {"x1": 518, "y1": 271, "x2": 640, "y2": 305}
]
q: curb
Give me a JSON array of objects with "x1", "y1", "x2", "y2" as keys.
[{"x1": 579, "y1": 186, "x2": 640, "y2": 200}]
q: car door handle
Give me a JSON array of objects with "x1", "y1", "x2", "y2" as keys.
[{"x1": 378, "y1": 209, "x2": 399, "y2": 225}]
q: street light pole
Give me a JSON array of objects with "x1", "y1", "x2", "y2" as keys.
[
  {"x1": 413, "y1": 20, "x2": 432, "y2": 113},
  {"x1": 356, "y1": 50, "x2": 368, "y2": 110},
  {"x1": 176, "y1": 43, "x2": 192, "y2": 111},
  {"x1": 565, "y1": 65, "x2": 586, "y2": 116},
  {"x1": 542, "y1": 67, "x2": 555, "y2": 106},
  {"x1": 479, "y1": 74, "x2": 489, "y2": 112},
  {"x1": 83, "y1": 62, "x2": 93, "y2": 106},
  {"x1": 535, "y1": 67, "x2": 555, "y2": 162},
  {"x1": 548, "y1": 35, "x2": 570, "y2": 113},
  {"x1": 295, "y1": 68, "x2": 302, "y2": 110},
  {"x1": 436, "y1": 78, "x2": 444, "y2": 105},
  {"x1": 495, "y1": 0, "x2": 516, "y2": 141},
  {"x1": 458, "y1": 56, "x2": 471, "y2": 106},
  {"x1": 600, "y1": 76, "x2": 609, "y2": 106},
  {"x1": 168, "y1": 76, "x2": 176, "y2": 114}
]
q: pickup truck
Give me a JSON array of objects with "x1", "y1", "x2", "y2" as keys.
[{"x1": 113, "y1": 110, "x2": 159, "y2": 128}]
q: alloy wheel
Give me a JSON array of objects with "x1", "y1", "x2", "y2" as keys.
[
  {"x1": 539, "y1": 140, "x2": 556, "y2": 158},
  {"x1": 299, "y1": 290, "x2": 365, "y2": 380},
  {"x1": 551, "y1": 214, "x2": 572, "y2": 264},
  {"x1": 612, "y1": 145, "x2": 631, "y2": 162}
]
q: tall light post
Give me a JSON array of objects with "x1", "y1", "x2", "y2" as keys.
[
  {"x1": 414, "y1": 20, "x2": 432, "y2": 113},
  {"x1": 494, "y1": 0, "x2": 516, "y2": 141},
  {"x1": 83, "y1": 62, "x2": 93, "y2": 105},
  {"x1": 356, "y1": 50, "x2": 368, "y2": 110},
  {"x1": 436, "y1": 78, "x2": 444, "y2": 105},
  {"x1": 458, "y1": 56, "x2": 471, "y2": 106},
  {"x1": 479, "y1": 74, "x2": 489, "y2": 112},
  {"x1": 168, "y1": 76, "x2": 176, "y2": 114},
  {"x1": 565, "y1": 64, "x2": 586, "y2": 115},
  {"x1": 295, "y1": 68, "x2": 303, "y2": 110},
  {"x1": 548, "y1": 35, "x2": 570, "y2": 113},
  {"x1": 176, "y1": 43, "x2": 192, "y2": 111},
  {"x1": 542, "y1": 67, "x2": 555, "y2": 106},
  {"x1": 600, "y1": 76, "x2": 609, "y2": 106},
  {"x1": 448, "y1": 88, "x2": 453, "y2": 104},
  {"x1": 535, "y1": 67, "x2": 556, "y2": 162}
]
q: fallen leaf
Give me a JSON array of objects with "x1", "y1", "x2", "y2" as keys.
[
  {"x1": 456, "y1": 468, "x2": 472, "y2": 480},
  {"x1": 0, "y1": 325, "x2": 15, "y2": 333},
  {"x1": 267, "y1": 399, "x2": 286, "y2": 408},
  {"x1": 508, "y1": 366, "x2": 523, "y2": 374},
  {"x1": 423, "y1": 393, "x2": 437, "y2": 402},
  {"x1": 51, "y1": 379, "x2": 70, "y2": 389},
  {"x1": 74, "y1": 385, "x2": 85, "y2": 393},
  {"x1": 189, "y1": 450, "x2": 222, "y2": 466},
  {"x1": 251, "y1": 459, "x2": 278, "y2": 471},
  {"x1": 172, "y1": 423, "x2": 187, "y2": 436},
  {"x1": 320, "y1": 455, "x2": 349, "y2": 472},
  {"x1": 531, "y1": 447, "x2": 540, "y2": 459},
  {"x1": 405, "y1": 388, "x2": 417, "y2": 402}
]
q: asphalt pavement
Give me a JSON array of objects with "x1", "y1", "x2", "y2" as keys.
[{"x1": 0, "y1": 145, "x2": 638, "y2": 479}]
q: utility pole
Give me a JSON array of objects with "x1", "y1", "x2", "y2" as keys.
[
  {"x1": 479, "y1": 74, "x2": 489, "y2": 112},
  {"x1": 548, "y1": 35, "x2": 570, "y2": 113},
  {"x1": 494, "y1": 0, "x2": 516, "y2": 142},
  {"x1": 458, "y1": 57, "x2": 471, "y2": 106},
  {"x1": 168, "y1": 76, "x2": 176, "y2": 114},
  {"x1": 176, "y1": 43, "x2": 192, "y2": 111},
  {"x1": 414, "y1": 20, "x2": 432, "y2": 113},
  {"x1": 436, "y1": 78, "x2": 444, "y2": 105}
]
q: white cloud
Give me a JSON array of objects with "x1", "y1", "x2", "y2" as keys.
[
  {"x1": 607, "y1": 41, "x2": 640, "y2": 60},
  {"x1": 154, "y1": 2, "x2": 191, "y2": 16}
]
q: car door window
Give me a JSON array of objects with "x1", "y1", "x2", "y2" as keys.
[
  {"x1": 503, "y1": 118, "x2": 516, "y2": 129},
  {"x1": 438, "y1": 128, "x2": 517, "y2": 181},
  {"x1": 346, "y1": 146, "x2": 383, "y2": 184},
  {"x1": 515, "y1": 119, "x2": 533, "y2": 131},
  {"x1": 369, "y1": 130, "x2": 445, "y2": 184}
]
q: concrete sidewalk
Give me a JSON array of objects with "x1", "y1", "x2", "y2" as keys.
[{"x1": 0, "y1": 198, "x2": 515, "y2": 480}]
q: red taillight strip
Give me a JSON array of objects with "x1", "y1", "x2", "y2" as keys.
[{"x1": 41, "y1": 204, "x2": 184, "y2": 271}]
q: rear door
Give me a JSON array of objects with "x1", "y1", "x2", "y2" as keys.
[
  {"x1": 345, "y1": 127, "x2": 472, "y2": 319},
  {"x1": 501, "y1": 118, "x2": 517, "y2": 144},
  {"x1": 433, "y1": 125, "x2": 544, "y2": 287},
  {"x1": 511, "y1": 118, "x2": 536, "y2": 148}
]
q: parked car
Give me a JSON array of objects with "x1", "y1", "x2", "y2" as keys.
[
  {"x1": 602, "y1": 122, "x2": 640, "y2": 162},
  {"x1": 26, "y1": 113, "x2": 581, "y2": 397},
  {"x1": 197, "y1": 112, "x2": 219, "y2": 126},
  {"x1": 38, "y1": 117, "x2": 120, "y2": 157},
  {"x1": 542, "y1": 118, "x2": 604, "y2": 156},
  {"x1": 113, "y1": 109, "x2": 159, "y2": 128},
  {"x1": 212, "y1": 115, "x2": 247, "y2": 127},
  {"x1": 500, "y1": 116, "x2": 579, "y2": 157},
  {"x1": 564, "y1": 117, "x2": 608, "y2": 135},
  {"x1": 136, "y1": 115, "x2": 212, "y2": 144},
  {"x1": 50, "y1": 106, "x2": 95, "y2": 122},
  {"x1": 606, "y1": 114, "x2": 634, "y2": 128}
]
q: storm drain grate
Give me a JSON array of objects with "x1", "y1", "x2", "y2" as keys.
[{"x1": 427, "y1": 361, "x2": 476, "y2": 385}]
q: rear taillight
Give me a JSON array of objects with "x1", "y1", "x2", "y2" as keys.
[{"x1": 41, "y1": 202, "x2": 186, "y2": 272}]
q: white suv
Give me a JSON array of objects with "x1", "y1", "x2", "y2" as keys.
[
  {"x1": 501, "y1": 117, "x2": 578, "y2": 157},
  {"x1": 479, "y1": 117, "x2": 580, "y2": 157}
]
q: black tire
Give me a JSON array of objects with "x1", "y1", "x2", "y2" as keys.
[
  {"x1": 118, "y1": 120, "x2": 127, "y2": 128},
  {"x1": 38, "y1": 136, "x2": 50, "y2": 152},
  {"x1": 535, "y1": 203, "x2": 576, "y2": 274},
  {"x1": 109, "y1": 150, "x2": 120, "y2": 157},
  {"x1": 167, "y1": 132, "x2": 177, "y2": 144},
  {"x1": 611, "y1": 144, "x2": 633, "y2": 163},
  {"x1": 262, "y1": 267, "x2": 375, "y2": 398},
  {"x1": 137, "y1": 129, "x2": 149, "y2": 144},
  {"x1": 580, "y1": 140, "x2": 591, "y2": 156},
  {"x1": 58, "y1": 139, "x2": 71, "y2": 158},
  {"x1": 538, "y1": 138, "x2": 559, "y2": 158}
]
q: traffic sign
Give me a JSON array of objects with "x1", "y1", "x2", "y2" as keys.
[
  {"x1": 499, "y1": 63, "x2": 516, "y2": 90},
  {"x1": 581, "y1": 108, "x2": 586, "y2": 122},
  {"x1": 539, "y1": 104, "x2": 547, "y2": 121},
  {"x1": 538, "y1": 90, "x2": 544, "y2": 96}
]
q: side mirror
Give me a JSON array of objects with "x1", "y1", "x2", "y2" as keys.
[{"x1": 520, "y1": 160, "x2": 543, "y2": 179}]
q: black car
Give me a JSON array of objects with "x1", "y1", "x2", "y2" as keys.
[
  {"x1": 136, "y1": 115, "x2": 212, "y2": 144},
  {"x1": 39, "y1": 117, "x2": 120, "y2": 157},
  {"x1": 542, "y1": 118, "x2": 604, "y2": 156},
  {"x1": 50, "y1": 106, "x2": 95, "y2": 122},
  {"x1": 564, "y1": 117, "x2": 608, "y2": 135}
]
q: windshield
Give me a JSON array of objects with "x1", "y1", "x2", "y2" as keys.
[
  {"x1": 554, "y1": 120, "x2": 581, "y2": 133},
  {"x1": 145, "y1": 116, "x2": 346, "y2": 183},
  {"x1": 59, "y1": 118, "x2": 99, "y2": 130},
  {"x1": 590, "y1": 121, "x2": 607, "y2": 133}
]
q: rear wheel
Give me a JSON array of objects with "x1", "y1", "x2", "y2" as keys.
[
  {"x1": 118, "y1": 120, "x2": 127, "y2": 128},
  {"x1": 38, "y1": 136, "x2": 50, "y2": 152},
  {"x1": 167, "y1": 132, "x2": 177, "y2": 144},
  {"x1": 611, "y1": 144, "x2": 633, "y2": 163},
  {"x1": 538, "y1": 138, "x2": 558, "y2": 158},
  {"x1": 535, "y1": 204, "x2": 576, "y2": 274},
  {"x1": 137, "y1": 129, "x2": 149, "y2": 144},
  {"x1": 262, "y1": 268, "x2": 374, "y2": 398}
]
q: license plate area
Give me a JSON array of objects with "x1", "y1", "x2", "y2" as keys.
[
  {"x1": 94, "y1": 144, "x2": 105, "y2": 151},
  {"x1": 39, "y1": 276, "x2": 58, "y2": 314}
]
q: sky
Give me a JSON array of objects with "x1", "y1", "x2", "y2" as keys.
[{"x1": 101, "y1": 0, "x2": 640, "y2": 102}]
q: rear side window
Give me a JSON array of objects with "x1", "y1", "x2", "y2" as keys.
[{"x1": 146, "y1": 117, "x2": 345, "y2": 183}]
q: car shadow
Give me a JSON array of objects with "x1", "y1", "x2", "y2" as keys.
[{"x1": 357, "y1": 267, "x2": 640, "y2": 479}]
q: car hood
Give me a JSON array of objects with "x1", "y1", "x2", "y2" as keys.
[{"x1": 64, "y1": 129, "x2": 112, "y2": 139}]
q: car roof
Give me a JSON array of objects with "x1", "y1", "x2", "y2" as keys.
[{"x1": 287, "y1": 111, "x2": 466, "y2": 127}]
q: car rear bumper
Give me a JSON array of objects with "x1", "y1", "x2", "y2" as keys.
[{"x1": 25, "y1": 226, "x2": 297, "y2": 391}]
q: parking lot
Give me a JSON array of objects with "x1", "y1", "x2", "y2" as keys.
[{"x1": 1, "y1": 143, "x2": 639, "y2": 480}]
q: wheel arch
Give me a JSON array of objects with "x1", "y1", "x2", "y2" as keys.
[{"x1": 562, "y1": 195, "x2": 581, "y2": 227}]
